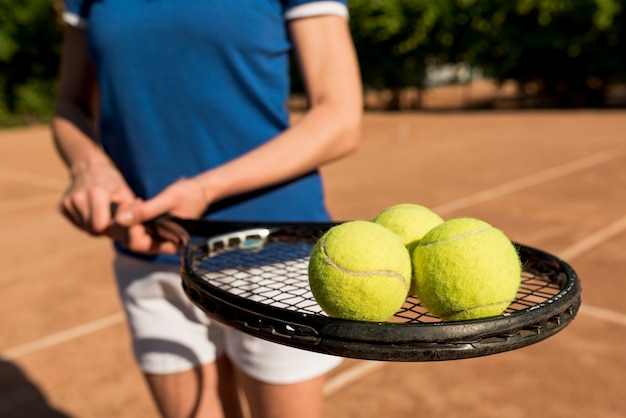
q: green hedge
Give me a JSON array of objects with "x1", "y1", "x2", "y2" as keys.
[
  {"x1": 0, "y1": 0, "x2": 624, "y2": 127},
  {"x1": 349, "y1": 0, "x2": 625, "y2": 108},
  {"x1": 0, "y1": 0, "x2": 62, "y2": 127}
]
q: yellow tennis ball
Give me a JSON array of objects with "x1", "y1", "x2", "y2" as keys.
[
  {"x1": 373, "y1": 203, "x2": 444, "y2": 295},
  {"x1": 412, "y1": 218, "x2": 522, "y2": 321},
  {"x1": 308, "y1": 221, "x2": 412, "y2": 322},
  {"x1": 373, "y1": 203, "x2": 444, "y2": 250}
]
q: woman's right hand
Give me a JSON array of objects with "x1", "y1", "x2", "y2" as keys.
[{"x1": 59, "y1": 161, "x2": 136, "y2": 237}]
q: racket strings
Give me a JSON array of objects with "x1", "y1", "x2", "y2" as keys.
[
  {"x1": 193, "y1": 241, "x2": 324, "y2": 314},
  {"x1": 508, "y1": 255, "x2": 564, "y2": 312},
  {"x1": 191, "y1": 237, "x2": 569, "y2": 324}
]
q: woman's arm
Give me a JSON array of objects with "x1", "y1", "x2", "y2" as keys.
[
  {"x1": 52, "y1": 26, "x2": 104, "y2": 176},
  {"x1": 51, "y1": 26, "x2": 164, "y2": 250},
  {"x1": 126, "y1": 13, "x2": 362, "y2": 222}
]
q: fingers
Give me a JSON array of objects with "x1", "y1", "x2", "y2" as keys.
[
  {"x1": 91, "y1": 191, "x2": 113, "y2": 232},
  {"x1": 110, "y1": 199, "x2": 189, "y2": 253},
  {"x1": 114, "y1": 177, "x2": 207, "y2": 227},
  {"x1": 114, "y1": 197, "x2": 168, "y2": 227},
  {"x1": 60, "y1": 175, "x2": 201, "y2": 254},
  {"x1": 107, "y1": 224, "x2": 179, "y2": 255},
  {"x1": 59, "y1": 187, "x2": 115, "y2": 235}
]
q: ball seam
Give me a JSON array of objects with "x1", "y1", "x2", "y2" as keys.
[
  {"x1": 415, "y1": 226, "x2": 493, "y2": 247},
  {"x1": 319, "y1": 236, "x2": 409, "y2": 292}
]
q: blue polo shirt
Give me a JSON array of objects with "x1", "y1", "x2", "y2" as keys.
[{"x1": 62, "y1": 0, "x2": 348, "y2": 225}]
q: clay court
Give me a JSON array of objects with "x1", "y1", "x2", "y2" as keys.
[{"x1": 1, "y1": 102, "x2": 625, "y2": 417}]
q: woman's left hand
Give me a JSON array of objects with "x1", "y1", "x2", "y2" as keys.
[{"x1": 116, "y1": 176, "x2": 208, "y2": 224}]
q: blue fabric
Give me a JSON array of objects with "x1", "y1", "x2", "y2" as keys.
[
  {"x1": 63, "y1": 0, "x2": 348, "y2": 262},
  {"x1": 62, "y1": 0, "x2": 83, "y2": 14}
]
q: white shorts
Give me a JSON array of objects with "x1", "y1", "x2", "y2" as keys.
[{"x1": 114, "y1": 253, "x2": 342, "y2": 384}]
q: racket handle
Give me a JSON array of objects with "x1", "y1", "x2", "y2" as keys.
[
  {"x1": 146, "y1": 216, "x2": 190, "y2": 248},
  {"x1": 109, "y1": 202, "x2": 190, "y2": 249},
  {"x1": 109, "y1": 201, "x2": 120, "y2": 219}
]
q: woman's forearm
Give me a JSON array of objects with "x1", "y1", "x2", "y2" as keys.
[
  {"x1": 52, "y1": 108, "x2": 113, "y2": 176},
  {"x1": 52, "y1": 25, "x2": 113, "y2": 175}
]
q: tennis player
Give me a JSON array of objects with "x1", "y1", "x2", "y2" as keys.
[{"x1": 52, "y1": 1, "x2": 362, "y2": 417}]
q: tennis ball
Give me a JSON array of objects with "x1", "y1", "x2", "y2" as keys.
[
  {"x1": 373, "y1": 203, "x2": 444, "y2": 295},
  {"x1": 373, "y1": 203, "x2": 444, "y2": 251},
  {"x1": 308, "y1": 221, "x2": 412, "y2": 322},
  {"x1": 412, "y1": 218, "x2": 521, "y2": 321}
]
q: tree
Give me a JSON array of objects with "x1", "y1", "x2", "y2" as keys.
[
  {"x1": 349, "y1": 0, "x2": 453, "y2": 109},
  {"x1": 437, "y1": 0, "x2": 625, "y2": 107},
  {"x1": 0, "y1": 0, "x2": 63, "y2": 126},
  {"x1": 349, "y1": 0, "x2": 624, "y2": 109}
]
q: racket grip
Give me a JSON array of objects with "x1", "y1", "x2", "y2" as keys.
[
  {"x1": 109, "y1": 201, "x2": 120, "y2": 218},
  {"x1": 109, "y1": 202, "x2": 190, "y2": 249},
  {"x1": 146, "y1": 216, "x2": 190, "y2": 248}
]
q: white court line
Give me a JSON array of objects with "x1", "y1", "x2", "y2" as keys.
[
  {"x1": 324, "y1": 361, "x2": 385, "y2": 397},
  {"x1": 557, "y1": 214, "x2": 626, "y2": 261},
  {"x1": 433, "y1": 148, "x2": 626, "y2": 215},
  {"x1": 555, "y1": 214, "x2": 626, "y2": 329},
  {"x1": 579, "y1": 305, "x2": 626, "y2": 327},
  {"x1": 1, "y1": 313, "x2": 125, "y2": 361},
  {"x1": 0, "y1": 166, "x2": 66, "y2": 190}
]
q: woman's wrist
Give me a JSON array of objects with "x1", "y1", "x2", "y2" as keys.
[
  {"x1": 193, "y1": 172, "x2": 219, "y2": 207},
  {"x1": 69, "y1": 156, "x2": 115, "y2": 177},
  {"x1": 69, "y1": 157, "x2": 114, "y2": 177},
  {"x1": 192, "y1": 175, "x2": 210, "y2": 206},
  {"x1": 193, "y1": 167, "x2": 235, "y2": 208}
]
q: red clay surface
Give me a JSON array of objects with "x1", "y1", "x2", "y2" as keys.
[{"x1": 1, "y1": 107, "x2": 625, "y2": 417}]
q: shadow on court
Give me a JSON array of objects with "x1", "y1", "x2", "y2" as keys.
[{"x1": 0, "y1": 359, "x2": 71, "y2": 418}]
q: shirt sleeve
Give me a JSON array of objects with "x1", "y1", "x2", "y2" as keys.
[
  {"x1": 285, "y1": 0, "x2": 349, "y2": 21},
  {"x1": 61, "y1": 0, "x2": 89, "y2": 28}
]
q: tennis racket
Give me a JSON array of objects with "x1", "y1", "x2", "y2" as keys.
[{"x1": 140, "y1": 214, "x2": 582, "y2": 362}]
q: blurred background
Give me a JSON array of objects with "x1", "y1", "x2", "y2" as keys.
[
  {"x1": 0, "y1": 0, "x2": 624, "y2": 129},
  {"x1": 1, "y1": 1, "x2": 625, "y2": 417}
]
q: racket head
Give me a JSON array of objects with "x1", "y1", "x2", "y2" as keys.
[{"x1": 180, "y1": 222, "x2": 581, "y2": 361}]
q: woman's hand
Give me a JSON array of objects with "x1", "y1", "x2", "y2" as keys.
[
  {"x1": 115, "y1": 176, "x2": 208, "y2": 224},
  {"x1": 59, "y1": 162, "x2": 189, "y2": 255},
  {"x1": 59, "y1": 161, "x2": 135, "y2": 236},
  {"x1": 110, "y1": 176, "x2": 207, "y2": 255}
]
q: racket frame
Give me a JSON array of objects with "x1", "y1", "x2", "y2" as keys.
[{"x1": 178, "y1": 221, "x2": 582, "y2": 362}]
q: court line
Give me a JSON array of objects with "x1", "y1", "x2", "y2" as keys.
[
  {"x1": 579, "y1": 305, "x2": 626, "y2": 327},
  {"x1": 557, "y1": 214, "x2": 626, "y2": 261},
  {"x1": 0, "y1": 166, "x2": 66, "y2": 190},
  {"x1": 324, "y1": 361, "x2": 386, "y2": 397},
  {"x1": 1, "y1": 313, "x2": 125, "y2": 361},
  {"x1": 432, "y1": 148, "x2": 626, "y2": 215}
]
